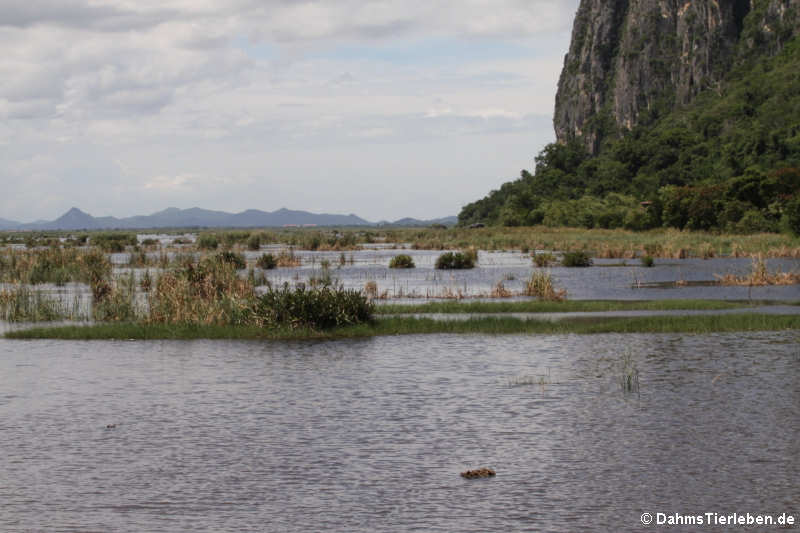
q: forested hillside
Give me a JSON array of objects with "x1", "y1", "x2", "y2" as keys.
[{"x1": 460, "y1": 1, "x2": 800, "y2": 234}]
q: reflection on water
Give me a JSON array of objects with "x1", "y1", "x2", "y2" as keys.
[{"x1": 0, "y1": 332, "x2": 797, "y2": 532}]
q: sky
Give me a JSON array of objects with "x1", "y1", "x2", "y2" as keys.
[{"x1": 0, "y1": 0, "x2": 580, "y2": 223}]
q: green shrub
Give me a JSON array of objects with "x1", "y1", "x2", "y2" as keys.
[
  {"x1": 785, "y1": 196, "x2": 800, "y2": 236},
  {"x1": 640, "y1": 255, "x2": 655, "y2": 267},
  {"x1": 92, "y1": 233, "x2": 137, "y2": 252},
  {"x1": 533, "y1": 252, "x2": 556, "y2": 267},
  {"x1": 197, "y1": 234, "x2": 219, "y2": 250},
  {"x1": 435, "y1": 251, "x2": 476, "y2": 269},
  {"x1": 247, "y1": 235, "x2": 261, "y2": 251},
  {"x1": 254, "y1": 283, "x2": 373, "y2": 329},
  {"x1": 215, "y1": 251, "x2": 246, "y2": 270},
  {"x1": 389, "y1": 254, "x2": 415, "y2": 268},
  {"x1": 257, "y1": 253, "x2": 277, "y2": 269},
  {"x1": 561, "y1": 251, "x2": 593, "y2": 267},
  {"x1": 141, "y1": 238, "x2": 159, "y2": 246}
]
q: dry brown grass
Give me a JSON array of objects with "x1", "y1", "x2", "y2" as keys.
[
  {"x1": 716, "y1": 254, "x2": 800, "y2": 286},
  {"x1": 275, "y1": 250, "x2": 302, "y2": 267},
  {"x1": 490, "y1": 281, "x2": 513, "y2": 298}
]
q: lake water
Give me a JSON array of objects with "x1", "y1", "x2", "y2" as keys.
[
  {"x1": 1, "y1": 332, "x2": 797, "y2": 532},
  {"x1": 101, "y1": 248, "x2": 800, "y2": 302}
]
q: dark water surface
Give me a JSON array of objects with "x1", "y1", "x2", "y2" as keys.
[{"x1": 1, "y1": 333, "x2": 798, "y2": 532}]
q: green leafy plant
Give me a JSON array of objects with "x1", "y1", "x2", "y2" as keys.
[{"x1": 389, "y1": 254, "x2": 415, "y2": 268}]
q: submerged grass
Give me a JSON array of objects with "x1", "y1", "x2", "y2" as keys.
[
  {"x1": 374, "y1": 299, "x2": 769, "y2": 314},
  {"x1": 7, "y1": 313, "x2": 799, "y2": 340}
]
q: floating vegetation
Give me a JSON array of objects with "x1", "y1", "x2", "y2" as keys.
[{"x1": 461, "y1": 468, "x2": 496, "y2": 479}]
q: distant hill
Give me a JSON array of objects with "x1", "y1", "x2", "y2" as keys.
[
  {"x1": 381, "y1": 216, "x2": 458, "y2": 227},
  {"x1": 0, "y1": 217, "x2": 21, "y2": 230},
  {"x1": 0, "y1": 207, "x2": 456, "y2": 230}
]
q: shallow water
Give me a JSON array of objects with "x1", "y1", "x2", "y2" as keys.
[
  {"x1": 241, "y1": 250, "x2": 800, "y2": 301},
  {"x1": 1, "y1": 332, "x2": 797, "y2": 532}
]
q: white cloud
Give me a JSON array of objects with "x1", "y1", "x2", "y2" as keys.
[{"x1": 0, "y1": 0, "x2": 580, "y2": 222}]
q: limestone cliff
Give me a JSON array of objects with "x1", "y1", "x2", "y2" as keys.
[{"x1": 554, "y1": 0, "x2": 800, "y2": 153}]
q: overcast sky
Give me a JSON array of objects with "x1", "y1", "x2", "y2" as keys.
[{"x1": 0, "y1": 0, "x2": 580, "y2": 223}]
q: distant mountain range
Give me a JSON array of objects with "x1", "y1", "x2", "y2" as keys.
[{"x1": 0, "y1": 207, "x2": 457, "y2": 231}]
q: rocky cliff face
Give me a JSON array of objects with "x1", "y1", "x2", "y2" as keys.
[{"x1": 554, "y1": 0, "x2": 800, "y2": 153}]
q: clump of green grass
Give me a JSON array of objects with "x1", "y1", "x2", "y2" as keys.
[
  {"x1": 389, "y1": 254, "x2": 415, "y2": 268},
  {"x1": 435, "y1": 251, "x2": 476, "y2": 269},
  {"x1": 253, "y1": 283, "x2": 373, "y2": 329},
  {"x1": 215, "y1": 251, "x2": 247, "y2": 270},
  {"x1": 524, "y1": 271, "x2": 567, "y2": 301},
  {"x1": 197, "y1": 234, "x2": 219, "y2": 250},
  {"x1": 257, "y1": 253, "x2": 277, "y2": 269},
  {"x1": 92, "y1": 233, "x2": 137, "y2": 252},
  {"x1": 561, "y1": 251, "x2": 593, "y2": 267},
  {"x1": 247, "y1": 234, "x2": 261, "y2": 251},
  {"x1": 533, "y1": 252, "x2": 556, "y2": 267},
  {"x1": 0, "y1": 285, "x2": 80, "y2": 322},
  {"x1": 640, "y1": 255, "x2": 655, "y2": 267},
  {"x1": 618, "y1": 352, "x2": 640, "y2": 394}
]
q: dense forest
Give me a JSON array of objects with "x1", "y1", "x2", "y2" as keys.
[{"x1": 459, "y1": 26, "x2": 800, "y2": 234}]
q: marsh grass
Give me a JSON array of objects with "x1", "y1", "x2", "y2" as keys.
[
  {"x1": 716, "y1": 254, "x2": 800, "y2": 286},
  {"x1": 257, "y1": 253, "x2": 277, "y2": 269},
  {"x1": 389, "y1": 254, "x2": 415, "y2": 268},
  {"x1": 9, "y1": 313, "x2": 800, "y2": 340},
  {"x1": 275, "y1": 249, "x2": 302, "y2": 267},
  {"x1": 618, "y1": 352, "x2": 640, "y2": 394},
  {"x1": 532, "y1": 252, "x2": 557, "y2": 267},
  {"x1": 561, "y1": 251, "x2": 593, "y2": 267},
  {"x1": 0, "y1": 247, "x2": 112, "y2": 286},
  {"x1": 374, "y1": 299, "x2": 761, "y2": 314},
  {"x1": 0, "y1": 285, "x2": 83, "y2": 322},
  {"x1": 435, "y1": 251, "x2": 476, "y2": 269},
  {"x1": 384, "y1": 227, "x2": 800, "y2": 258},
  {"x1": 525, "y1": 271, "x2": 567, "y2": 301}
]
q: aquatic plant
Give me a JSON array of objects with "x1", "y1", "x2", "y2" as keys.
[
  {"x1": 490, "y1": 281, "x2": 513, "y2": 298},
  {"x1": 618, "y1": 352, "x2": 640, "y2": 394},
  {"x1": 561, "y1": 251, "x2": 593, "y2": 267},
  {"x1": 215, "y1": 251, "x2": 247, "y2": 270},
  {"x1": 435, "y1": 251, "x2": 475, "y2": 269},
  {"x1": 533, "y1": 252, "x2": 556, "y2": 267},
  {"x1": 247, "y1": 234, "x2": 261, "y2": 251},
  {"x1": 524, "y1": 271, "x2": 567, "y2": 301},
  {"x1": 275, "y1": 249, "x2": 302, "y2": 267},
  {"x1": 716, "y1": 254, "x2": 800, "y2": 286},
  {"x1": 197, "y1": 234, "x2": 219, "y2": 250},
  {"x1": 0, "y1": 285, "x2": 80, "y2": 322},
  {"x1": 147, "y1": 257, "x2": 255, "y2": 325},
  {"x1": 253, "y1": 283, "x2": 373, "y2": 329},
  {"x1": 256, "y1": 253, "x2": 277, "y2": 270},
  {"x1": 640, "y1": 255, "x2": 655, "y2": 268},
  {"x1": 389, "y1": 254, "x2": 415, "y2": 268},
  {"x1": 91, "y1": 233, "x2": 137, "y2": 252}
]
